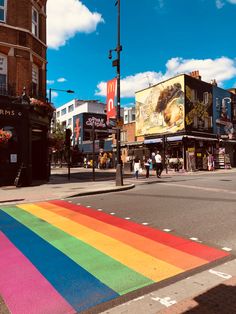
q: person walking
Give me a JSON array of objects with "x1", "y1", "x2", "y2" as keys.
[
  {"x1": 133, "y1": 156, "x2": 141, "y2": 179},
  {"x1": 155, "y1": 151, "x2": 163, "y2": 178},
  {"x1": 144, "y1": 157, "x2": 152, "y2": 178}
]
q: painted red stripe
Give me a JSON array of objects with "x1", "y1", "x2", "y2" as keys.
[
  {"x1": 0, "y1": 232, "x2": 75, "y2": 314},
  {"x1": 49, "y1": 200, "x2": 229, "y2": 262}
]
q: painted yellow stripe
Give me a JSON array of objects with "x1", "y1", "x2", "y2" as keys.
[{"x1": 18, "y1": 203, "x2": 183, "y2": 282}]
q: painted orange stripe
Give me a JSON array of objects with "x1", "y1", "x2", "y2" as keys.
[{"x1": 38, "y1": 202, "x2": 207, "y2": 270}]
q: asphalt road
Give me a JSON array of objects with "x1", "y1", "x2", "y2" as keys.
[{"x1": 70, "y1": 171, "x2": 236, "y2": 254}]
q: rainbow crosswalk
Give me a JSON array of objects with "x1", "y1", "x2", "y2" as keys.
[{"x1": 0, "y1": 200, "x2": 230, "y2": 313}]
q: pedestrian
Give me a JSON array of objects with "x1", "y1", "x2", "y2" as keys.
[
  {"x1": 133, "y1": 156, "x2": 141, "y2": 179},
  {"x1": 144, "y1": 157, "x2": 152, "y2": 178},
  {"x1": 155, "y1": 151, "x2": 163, "y2": 178}
]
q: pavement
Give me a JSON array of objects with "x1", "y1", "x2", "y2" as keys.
[{"x1": 1, "y1": 166, "x2": 236, "y2": 313}]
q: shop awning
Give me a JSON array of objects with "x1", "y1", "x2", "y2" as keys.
[
  {"x1": 184, "y1": 135, "x2": 218, "y2": 141},
  {"x1": 167, "y1": 136, "x2": 183, "y2": 142},
  {"x1": 144, "y1": 138, "x2": 162, "y2": 144}
]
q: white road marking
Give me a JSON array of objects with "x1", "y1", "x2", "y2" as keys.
[
  {"x1": 110, "y1": 212, "x2": 115, "y2": 215},
  {"x1": 86, "y1": 205, "x2": 91, "y2": 208},
  {"x1": 209, "y1": 269, "x2": 232, "y2": 279},
  {"x1": 142, "y1": 222, "x2": 149, "y2": 225},
  {"x1": 163, "y1": 182, "x2": 236, "y2": 195},
  {"x1": 190, "y1": 237, "x2": 199, "y2": 241},
  {"x1": 77, "y1": 203, "x2": 81, "y2": 205},
  {"x1": 125, "y1": 217, "x2": 131, "y2": 220},
  {"x1": 222, "y1": 247, "x2": 232, "y2": 252},
  {"x1": 151, "y1": 296, "x2": 177, "y2": 307},
  {"x1": 97, "y1": 209, "x2": 103, "y2": 211},
  {"x1": 163, "y1": 229, "x2": 172, "y2": 232}
]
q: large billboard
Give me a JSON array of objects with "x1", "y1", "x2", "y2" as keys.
[
  {"x1": 135, "y1": 75, "x2": 185, "y2": 136},
  {"x1": 185, "y1": 76, "x2": 213, "y2": 133},
  {"x1": 213, "y1": 87, "x2": 235, "y2": 138}
]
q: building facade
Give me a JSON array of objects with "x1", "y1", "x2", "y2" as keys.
[
  {"x1": 55, "y1": 99, "x2": 113, "y2": 164},
  {"x1": 135, "y1": 72, "x2": 236, "y2": 171},
  {"x1": 0, "y1": 0, "x2": 52, "y2": 186}
]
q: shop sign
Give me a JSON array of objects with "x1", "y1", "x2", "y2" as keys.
[
  {"x1": 83, "y1": 113, "x2": 107, "y2": 130},
  {"x1": 0, "y1": 108, "x2": 23, "y2": 118}
]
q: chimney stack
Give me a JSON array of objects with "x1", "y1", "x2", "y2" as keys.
[{"x1": 189, "y1": 70, "x2": 201, "y2": 80}]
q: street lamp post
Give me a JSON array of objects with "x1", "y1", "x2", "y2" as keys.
[
  {"x1": 49, "y1": 88, "x2": 75, "y2": 105},
  {"x1": 109, "y1": 0, "x2": 123, "y2": 186}
]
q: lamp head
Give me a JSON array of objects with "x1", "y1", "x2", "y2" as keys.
[{"x1": 108, "y1": 50, "x2": 112, "y2": 59}]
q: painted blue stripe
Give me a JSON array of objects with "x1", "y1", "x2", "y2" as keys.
[{"x1": 0, "y1": 209, "x2": 119, "y2": 312}]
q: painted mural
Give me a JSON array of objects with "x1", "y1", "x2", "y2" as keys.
[
  {"x1": 213, "y1": 87, "x2": 235, "y2": 139},
  {"x1": 185, "y1": 76, "x2": 213, "y2": 132},
  {"x1": 135, "y1": 75, "x2": 185, "y2": 136}
]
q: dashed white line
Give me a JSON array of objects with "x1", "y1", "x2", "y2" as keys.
[
  {"x1": 151, "y1": 296, "x2": 177, "y2": 307},
  {"x1": 222, "y1": 247, "x2": 232, "y2": 252},
  {"x1": 110, "y1": 212, "x2": 115, "y2": 215},
  {"x1": 97, "y1": 209, "x2": 103, "y2": 211},
  {"x1": 209, "y1": 269, "x2": 232, "y2": 279},
  {"x1": 142, "y1": 222, "x2": 149, "y2": 225},
  {"x1": 86, "y1": 205, "x2": 91, "y2": 208},
  {"x1": 125, "y1": 217, "x2": 131, "y2": 220},
  {"x1": 163, "y1": 229, "x2": 172, "y2": 232}
]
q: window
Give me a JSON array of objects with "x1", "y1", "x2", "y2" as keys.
[
  {"x1": 203, "y1": 92, "x2": 208, "y2": 105},
  {"x1": 0, "y1": 0, "x2": 6, "y2": 22},
  {"x1": 0, "y1": 54, "x2": 7, "y2": 94},
  {"x1": 68, "y1": 118, "x2": 72, "y2": 126},
  {"x1": 61, "y1": 108, "x2": 67, "y2": 116},
  {"x1": 32, "y1": 7, "x2": 39, "y2": 37},
  {"x1": 68, "y1": 104, "x2": 74, "y2": 112},
  {"x1": 191, "y1": 89, "x2": 197, "y2": 102},
  {"x1": 32, "y1": 64, "x2": 39, "y2": 97},
  {"x1": 56, "y1": 111, "x2": 60, "y2": 118}
]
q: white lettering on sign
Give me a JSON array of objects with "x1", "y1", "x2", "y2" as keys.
[
  {"x1": 151, "y1": 296, "x2": 177, "y2": 307},
  {"x1": 108, "y1": 98, "x2": 114, "y2": 112},
  {"x1": 86, "y1": 117, "x2": 106, "y2": 128},
  {"x1": 0, "y1": 109, "x2": 15, "y2": 116}
]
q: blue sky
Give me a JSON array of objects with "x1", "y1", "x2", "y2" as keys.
[{"x1": 47, "y1": 0, "x2": 236, "y2": 108}]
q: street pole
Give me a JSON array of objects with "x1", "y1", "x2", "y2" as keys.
[
  {"x1": 92, "y1": 122, "x2": 95, "y2": 181},
  {"x1": 115, "y1": 0, "x2": 123, "y2": 186}
]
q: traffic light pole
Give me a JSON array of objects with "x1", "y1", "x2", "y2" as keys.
[{"x1": 115, "y1": 0, "x2": 123, "y2": 186}]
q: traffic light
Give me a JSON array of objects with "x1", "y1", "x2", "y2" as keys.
[{"x1": 65, "y1": 128, "x2": 72, "y2": 147}]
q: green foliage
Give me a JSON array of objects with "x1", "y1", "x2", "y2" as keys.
[{"x1": 49, "y1": 122, "x2": 66, "y2": 151}]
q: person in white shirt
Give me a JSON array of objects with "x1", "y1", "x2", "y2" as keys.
[
  {"x1": 133, "y1": 156, "x2": 141, "y2": 179},
  {"x1": 155, "y1": 151, "x2": 163, "y2": 178}
]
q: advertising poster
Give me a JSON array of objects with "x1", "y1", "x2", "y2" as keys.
[
  {"x1": 135, "y1": 75, "x2": 185, "y2": 136},
  {"x1": 213, "y1": 87, "x2": 235, "y2": 138},
  {"x1": 185, "y1": 76, "x2": 213, "y2": 132}
]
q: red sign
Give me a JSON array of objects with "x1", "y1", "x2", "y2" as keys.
[
  {"x1": 74, "y1": 118, "x2": 81, "y2": 144},
  {"x1": 106, "y1": 78, "x2": 117, "y2": 123}
]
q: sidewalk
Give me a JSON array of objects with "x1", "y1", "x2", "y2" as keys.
[{"x1": 0, "y1": 166, "x2": 235, "y2": 205}]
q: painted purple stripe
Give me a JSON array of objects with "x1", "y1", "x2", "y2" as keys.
[{"x1": 0, "y1": 232, "x2": 75, "y2": 314}]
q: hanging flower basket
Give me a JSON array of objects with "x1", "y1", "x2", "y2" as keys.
[
  {"x1": 0, "y1": 129, "x2": 12, "y2": 145},
  {"x1": 30, "y1": 98, "x2": 55, "y2": 116}
]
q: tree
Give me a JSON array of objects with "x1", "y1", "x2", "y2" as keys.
[{"x1": 49, "y1": 122, "x2": 66, "y2": 166}]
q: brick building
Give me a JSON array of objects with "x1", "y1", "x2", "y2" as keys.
[{"x1": 0, "y1": 0, "x2": 52, "y2": 186}]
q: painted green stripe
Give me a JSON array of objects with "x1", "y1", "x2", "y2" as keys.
[{"x1": 1, "y1": 206, "x2": 154, "y2": 295}]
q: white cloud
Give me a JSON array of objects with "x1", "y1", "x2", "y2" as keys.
[
  {"x1": 57, "y1": 77, "x2": 67, "y2": 83},
  {"x1": 216, "y1": 0, "x2": 225, "y2": 8},
  {"x1": 47, "y1": 80, "x2": 55, "y2": 85},
  {"x1": 47, "y1": 0, "x2": 104, "y2": 49},
  {"x1": 95, "y1": 57, "x2": 236, "y2": 98},
  {"x1": 216, "y1": 0, "x2": 236, "y2": 8}
]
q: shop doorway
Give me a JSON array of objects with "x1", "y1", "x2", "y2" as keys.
[{"x1": 32, "y1": 129, "x2": 46, "y2": 180}]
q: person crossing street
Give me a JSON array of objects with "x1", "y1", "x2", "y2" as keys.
[{"x1": 155, "y1": 151, "x2": 163, "y2": 178}]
